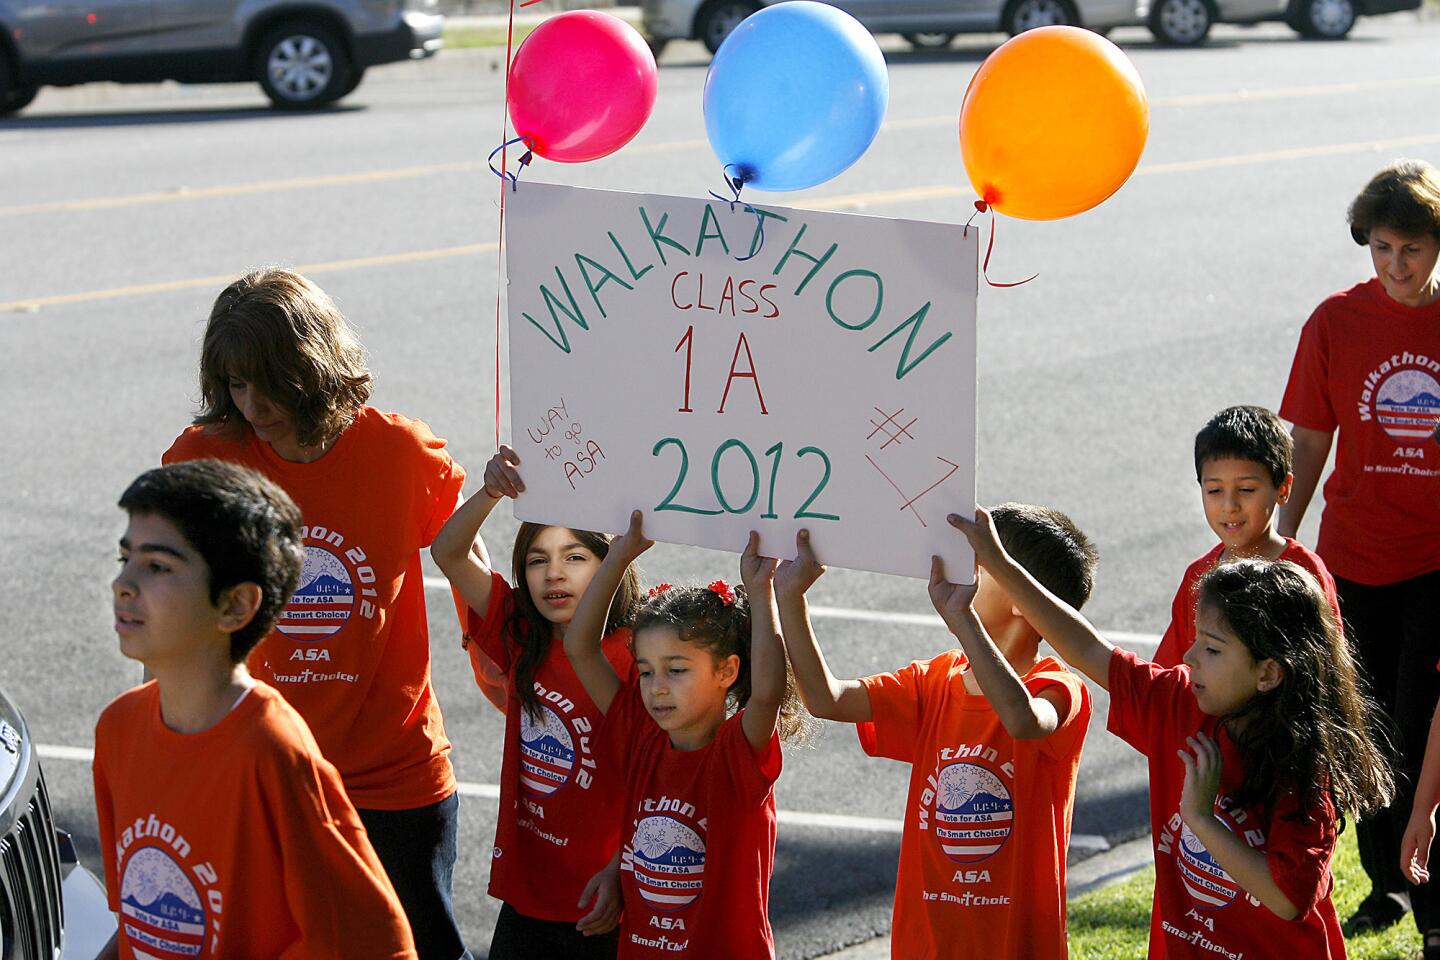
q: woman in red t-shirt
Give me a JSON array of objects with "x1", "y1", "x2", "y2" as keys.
[
  {"x1": 431, "y1": 446, "x2": 643, "y2": 960},
  {"x1": 562, "y1": 512, "x2": 811, "y2": 960},
  {"x1": 1278, "y1": 160, "x2": 1440, "y2": 942}
]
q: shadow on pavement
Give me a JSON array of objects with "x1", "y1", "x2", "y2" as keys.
[{"x1": 0, "y1": 103, "x2": 364, "y2": 130}]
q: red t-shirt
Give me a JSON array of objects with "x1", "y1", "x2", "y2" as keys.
[
  {"x1": 1107, "y1": 649, "x2": 1344, "y2": 960},
  {"x1": 1280, "y1": 278, "x2": 1440, "y2": 585},
  {"x1": 464, "y1": 572, "x2": 633, "y2": 921},
  {"x1": 857, "y1": 652, "x2": 1090, "y2": 960},
  {"x1": 93, "y1": 682, "x2": 417, "y2": 959},
  {"x1": 600, "y1": 682, "x2": 782, "y2": 960},
  {"x1": 1153, "y1": 540, "x2": 1342, "y2": 668},
  {"x1": 163, "y1": 407, "x2": 466, "y2": 810}
]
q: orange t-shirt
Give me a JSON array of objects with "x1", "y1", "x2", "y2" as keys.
[
  {"x1": 93, "y1": 682, "x2": 417, "y2": 959},
  {"x1": 858, "y1": 652, "x2": 1091, "y2": 960},
  {"x1": 163, "y1": 407, "x2": 465, "y2": 809}
]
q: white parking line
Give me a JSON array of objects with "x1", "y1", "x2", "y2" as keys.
[
  {"x1": 40, "y1": 588, "x2": 1146, "y2": 852},
  {"x1": 421, "y1": 576, "x2": 1161, "y2": 651},
  {"x1": 35, "y1": 744, "x2": 1108, "y2": 849}
]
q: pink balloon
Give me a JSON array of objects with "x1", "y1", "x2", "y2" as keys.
[{"x1": 507, "y1": 11, "x2": 658, "y2": 163}]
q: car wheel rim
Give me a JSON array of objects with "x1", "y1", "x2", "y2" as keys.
[
  {"x1": 1310, "y1": 0, "x2": 1353, "y2": 33},
  {"x1": 1014, "y1": 0, "x2": 1068, "y2": 29},
  {"x1": 708, "y1": 5, "x2": 752, "y2": 47},
  {"x1": 268, "y1": 35, "x2": 333, "y2": 100},
  {"x1": 912, "y1": 32, "x2": 951, "y2": 44},
  {"x1": 1159, "y1": 0, "x2": 1208, "y2": 40}
]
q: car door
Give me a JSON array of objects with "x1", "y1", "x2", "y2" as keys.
[
  {"x1": 145, "y1": 0, "x2": 243, "y2": 54},
  {"x1": 14, "y1": 0, "x2": 153, "y2": 61}
]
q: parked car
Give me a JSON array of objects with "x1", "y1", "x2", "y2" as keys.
[
  {"x1": 0, "y1": 0, "x2": 444, "y2": 116},
  {"x1": 0, "y1": 685, "x2": 115, "y2": 959},
  {"x1": 643, "y1": 0, "x2": 1138, "y2": 54},
  {"x1": 1145, "y1": 0, "x2": 1417, "y2": 44}
]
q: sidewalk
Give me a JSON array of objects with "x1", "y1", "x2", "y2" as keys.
[{"x1": 811, "y1": 835, "x2": 1154, "y2": 959}]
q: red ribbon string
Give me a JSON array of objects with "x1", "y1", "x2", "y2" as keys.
[
  {"x1": 492, "y1": 0, "x2": 520, "y2": 450},
  {"x1": 962, "y1": 201, "x2": 1037, "y2": 289}
]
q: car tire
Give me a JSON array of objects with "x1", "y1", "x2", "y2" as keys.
[
  {"x1": 1148, "y1": 0, "x2": 1213, "y2": 45},
  {"x1": 0, "y1": 83, "x2": 37, "y2": 116},
  {"x1": 256, "y1": 21, "x2": 354, "y2": 109},
  {"x1": 1289, "y1": 0, "x2": 1356, "y2": 37},
  {"x1": 646, "y1": 35, "x2": 670, "y2": 58},
  {"x1": 1002, "y1": 0, "x2": 1079, "y2": 35},
  {"x1": 901, "y1": 31, "x2": 958, "y2": 48},
  {"x1": 0, "y1": 49, "x2": 37, "y2": 116},
  {"x1": 335, "y1": 67, "x2": 366, "y2": 100},
  {"x1": 695, "y1": 0, "x2": 760, "y2": 54}
]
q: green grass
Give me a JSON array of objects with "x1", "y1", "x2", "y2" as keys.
[
  {"x1": 443, "y1": 23, "x2": 542, "y2": 48},
  {"x1": 1068, "y1": 826, "x2": 1423, "y2": 958}
]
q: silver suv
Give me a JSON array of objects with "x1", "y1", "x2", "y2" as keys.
[{"x1": 0, "y1": 0, "x2": 443, "y2": 115}]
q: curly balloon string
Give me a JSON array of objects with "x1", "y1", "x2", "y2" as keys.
[
  {"x1": 488, "y1": 135, "x2": 534, "y2": 191},
  {"x1": 708, "y1": 164, "x2": 767, "y2": 262},
  {"x1": 490, "y1": 0, "x2": 521, "y2": 452},
  {"x1": 963, "y1": 199, "x2": 1037, "y2": 289}
]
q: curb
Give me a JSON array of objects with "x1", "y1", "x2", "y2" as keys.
[{"x1": 810, "y1": 836, "x2": 1154, "y2": 960}]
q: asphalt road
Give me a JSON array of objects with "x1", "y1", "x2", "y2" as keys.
[{"x1": 3, "y1": 15, "x2": 1437, "y2": 957}]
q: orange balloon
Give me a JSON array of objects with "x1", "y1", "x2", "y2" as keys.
[{"x1": 960, "y1": 26, "x2": 1148, "y2": 221}]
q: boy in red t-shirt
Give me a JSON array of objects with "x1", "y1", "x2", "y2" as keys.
[
  {"x1": 94, "y1": 460, "x2": 416, "y2": 960},
  {"x1": 775, "y1": 504, "x2": 1098, "y2": 960},
  {"x1": 1153, "y1": 405, "x2": 1341, "y2": 668}
]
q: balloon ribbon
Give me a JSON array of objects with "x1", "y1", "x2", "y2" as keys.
[
  {"x1": 708, "y1": 165, "x2": 766, "y2": 262},
  {"x1": 490, "y1": 0, "x2": 523, "y2": 451},
  {"x1": 963, "y1": 201, "x2": 1037, "y2": 289}
]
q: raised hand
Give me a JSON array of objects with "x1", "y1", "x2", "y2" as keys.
[
  {"x1": 927, "y1": 554, "x2": 979, "y2": 630},
  {"x1": 946, "y1": 507, "x2": 1005, "y2": 568},
  {"x1": 775, "y1": 529, "x2": 826, "y2": 602},
  {"x1": 1177, "y1": 733, "x2": 1223, "y2": 825},
  {"x1": 611, "y1": 509, "x2": 655, "y2": 565},
  {"x1": 740, "y1": 530, "x2": 778, "y2": 593},
  {"x1": 482, "y1": 445, "x2": 525, "y2": 499}
]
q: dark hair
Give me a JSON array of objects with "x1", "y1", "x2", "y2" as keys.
[
  {"x1": 1197, "y1": 559, "x2": 1395, "y2": 820},
  {"x1": 1348, "y1": 159, "x2": 1440, "y2": 245},
  {"x1": 633, "y1": 583, "x2": 812, "y2": 744},
  {"x1": 991, "y1": 503, "x2": 1098, "y2": 610},
  {"x1": 119, "y1": 460, "x2": 304, "y2": 662},
  {"x1": 196, "y1": 268, "x2": 373, "y2": 449},
  {"x1": 1193, "y1": 405, "x2": 1293, "y2": 487},
  {"x1": 507, "y1": 523, "x2": 641, "y2": 723}
]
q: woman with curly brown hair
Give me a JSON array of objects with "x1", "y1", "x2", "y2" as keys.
[
  {"x1": 1278, "y1": 159, "x2": 1440, "y2": 946},
  {"x1": 164, "y1": 267, "x2": 473, "y2": 960}
]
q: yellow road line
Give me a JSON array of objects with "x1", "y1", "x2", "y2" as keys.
[
  {"x1": 6, "y1": 75, "x2": 1438, "y2": 219},
  {"x1": 6, "y1": 128, "x2": 1440, "y2": 312},
  {"x1": 0, "y1": 242, "x2": 496, "y2": 311}
]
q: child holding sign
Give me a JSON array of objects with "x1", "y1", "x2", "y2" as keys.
[
  {"x1": 776, "y1": 507, "x2": 1096, "y2": 959},
  {"x1": 431, "y1": 446, "x2": 641, "y2": 959},
  {"x1": 950, "y1": 506, "x2": 1395, "y2": 960},
  {"x1": 564, "y1": 512, "x2": 809, "y2": 960}
]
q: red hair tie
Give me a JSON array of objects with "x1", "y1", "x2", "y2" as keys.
[
  {"x1": 707, "y1": 580, "x2": 736, "y2": 606},
  {"x1": 647, "y1": 583, "x2": 674, "y2": 599}
]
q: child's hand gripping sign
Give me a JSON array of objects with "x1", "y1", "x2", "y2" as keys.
[{"x1": 505, "y1": 183, "x2": 979, "y2": 581}]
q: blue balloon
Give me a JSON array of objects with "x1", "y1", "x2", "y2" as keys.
[{"x1": 703, "y1": 1, "x2": 889, "y2": 193}]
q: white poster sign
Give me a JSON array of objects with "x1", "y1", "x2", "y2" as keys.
[{"x1": 506, "y1": 182, "x2": 978, "y2": 581}]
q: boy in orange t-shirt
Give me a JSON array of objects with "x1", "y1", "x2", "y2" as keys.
[
  {"x1": 776, "y1": 505, "x2": 1098, "y2": 960},
  {"x1": 94, "y1": 460, "x2": 416, "y2": 959}
]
